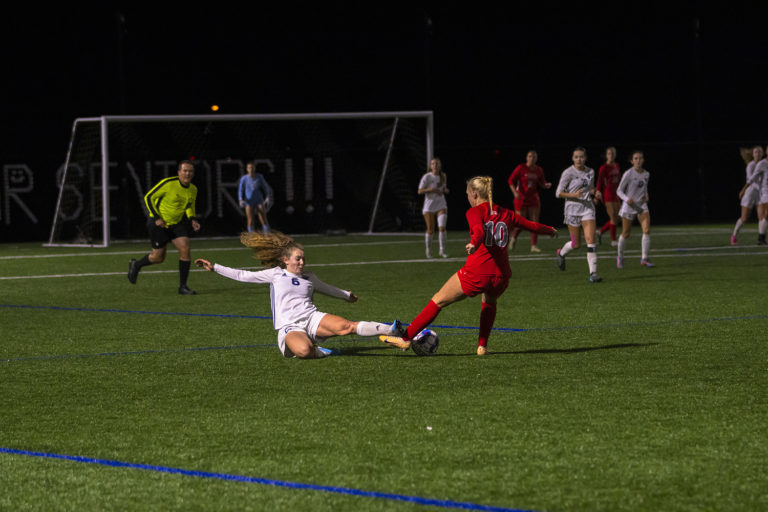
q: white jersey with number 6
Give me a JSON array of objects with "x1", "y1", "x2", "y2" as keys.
[{"x1": 212, "y1": 265, "x2": 350, "y2": 330}]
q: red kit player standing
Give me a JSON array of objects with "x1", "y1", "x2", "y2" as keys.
[
  {"x1": 596, "y1": 146, "x2": 622, "y2": 246},
  {"x1": 507, "y1": 150, "x2": 552, "y2": 252}
]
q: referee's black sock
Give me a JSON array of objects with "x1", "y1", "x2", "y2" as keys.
[
  {"x1": 179, "y1": 260, "x2": 191, "y2": 286},
  {"x1": 136, "y1": 254, "x2": 152, "y2": 269}
]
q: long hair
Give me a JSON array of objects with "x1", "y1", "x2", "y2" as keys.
[
  {"x1": 240, "y1": 230, "x2": 303, "y2": 268},
  {"x1": 467, "y1": 176, "x2": 494, "y2": 212}
]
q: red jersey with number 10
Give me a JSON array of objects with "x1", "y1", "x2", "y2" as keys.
[{"x1": 465, "y1": 201, "x2": 554, "y2": 277}]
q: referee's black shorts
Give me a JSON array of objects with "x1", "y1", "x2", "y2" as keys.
[{"x1": 147, "y1": 219, "x2": 191, "y2": 249}]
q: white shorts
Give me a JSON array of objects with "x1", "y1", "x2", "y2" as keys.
[
  {"x1": 619, "y1": 201, "x2": 649, "y2": 220},
  {"x1": 276, "y1": 311, "x2": 327, "y2": 357},
  {"x1": 741, "y1": 187, "x2": 760, "y2": 208},
  {"x1": 563, "y1": 211, "x2": 596, "y2": 227},
  {"x1": 423, "y1": 195, "x2": 447, "y2": 214},
  {"x1": 760, "y1": 190, "x2": 768, "y2": 205}
]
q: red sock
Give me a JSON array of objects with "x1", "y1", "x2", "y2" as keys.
[
  {"x1": 609, "y1": 223, "x2": 617, "y2": 240},
  {"x1": 531, "y1": 232, "x2": 538, "y2": 246},
  {"x1": 478, "y1": 302, "x2": 497, "y2": 347},
  {"x1": 600, "y1": 221, "x2": 611, "y2": 234},
  {"x1": 406, "y1": 300, "x2": 441, "y2": 340}
]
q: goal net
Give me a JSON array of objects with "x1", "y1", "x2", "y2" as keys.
[{"x1": 46, "y1": 112, "x2": 434, "y2": 247}]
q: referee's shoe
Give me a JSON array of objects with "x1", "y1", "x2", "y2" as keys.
[
  {"x1": 127, "y1": 259, "x2": 139, "y2": 284},
  {"x1": 178, "y1": 285, "x2": 197, "y2": 295}
]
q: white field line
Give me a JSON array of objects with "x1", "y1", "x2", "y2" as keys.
[
  {"x1": 0, "y1": 249, "x2": 763, "y2": 281},
  {"x1": 0, "y1": 226, "x2": 760, "y2": 261}
]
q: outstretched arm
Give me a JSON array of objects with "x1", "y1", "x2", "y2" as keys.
[
  {"x1": 195, "y1": 259, "x2": 275, "y2": 284},
  {"x1": 511, "y1": 213, "x2": 557, "y2": 236},
  {"x1": 309, "y1": 273, "x2": 355, "y2": 302}
]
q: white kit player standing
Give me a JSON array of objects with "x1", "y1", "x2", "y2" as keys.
[
  {"x1": 418, "y1": 158, "x2": 449, "y2": 258},
  {"x1": 748, "y1": 148, "x2": 768, "y2": 245},
  {"x1": 616, "y1": 151, "x2": 654, "y2": 268},
  {"x1": 733, "y1": 145, "x2": 764, "y2": 245},
  {"x1": 555, "y1": 147, "x2": 603, "y2": 283}
]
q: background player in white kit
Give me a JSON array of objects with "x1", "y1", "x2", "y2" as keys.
[
  {"x1": 195, "y1": 231, "x2": 407, "y2": 359},
  {"x1": 732, "y1": 145, "x2": 764, "y2": 245},
  {"x1": 554, "y1": 147, "x2": 603, "y2": 283},
  {"x1": 616, "y1": 151, "x2": 654, "y2": 268},
  {"x1": 741, "y1": 145, "x2": 768, "y2": 245},
  {"x1": 418, "y1": 158, "x2": 450, "y2": 258}
]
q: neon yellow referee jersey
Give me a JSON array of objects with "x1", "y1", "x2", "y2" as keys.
[{"x1": 144, "y1": 177, "x2": 198, "y2": 226}]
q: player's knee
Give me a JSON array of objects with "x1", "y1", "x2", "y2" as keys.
[
  {"x1": 338, "y1": 320, "x2": 356, "y2": 336},
  {"x1": 293, "y1": 344, "x2": 315, "y2": 359}
]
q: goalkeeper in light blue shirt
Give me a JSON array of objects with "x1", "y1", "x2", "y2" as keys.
[{"x1": 238, "y1": 161, "x2": 273, "y2": 233}]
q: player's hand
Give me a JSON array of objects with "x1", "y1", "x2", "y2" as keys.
[
  {"x1": 195, "y1": 258, "x2": 213, "y2": 271},
  {"x1": 347, "y1": 293, "x2": 358, "y2": 303},
  {"x1": 191, "y1": 220, "x2": 201, "y2": 231},
  {"x1": 549, "y1": 228, "x2": 558, "y2": 238},
  {"x1": 466, "y1": 243, "x2": 476, "y2": 255},
  {"x1": 738, "y1": 190, "x2": 745, "y2": 199},
  {"x1": 239, "y1": 200, "x2": 246, "y2": 208},
  {"x1": 155, "y1": 218, "x2": 167, "y2": 228}
]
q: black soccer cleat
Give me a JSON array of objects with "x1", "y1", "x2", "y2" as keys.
[
  {"x1": 556, "y1": 249, "x2": 566, "y2": 271},
  {"x1": 391, "y1": 319, "x2": 408, "y2": 339},
  {"x1": 178, "y1": 285, "x2": 197, "y2": 295},
  {"x1": 128, "y1": 258, "x2": 139, "y2": 284}
]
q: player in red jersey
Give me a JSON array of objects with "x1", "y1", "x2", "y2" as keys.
[
  {"x1": 380, "y1": 176, "x2": 557, "y2": 355},
  {"x1": 596, "y1": 146, "x2": 622, "y2": 246},
  {"x1": 507, "y1": 150, "x2": 552, "y2": 252}
]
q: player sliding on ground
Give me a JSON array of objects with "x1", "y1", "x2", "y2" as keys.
[
  {"x1": 195, "y1": 231, "x2": 408, "y2": 359},
  {"x1": 380, "y1": 176, "x2": 557, "y2": 355}
]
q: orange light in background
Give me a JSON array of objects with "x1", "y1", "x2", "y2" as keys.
[{"x1": 211, "y1": 105, "x2": 220, "y2": 112}]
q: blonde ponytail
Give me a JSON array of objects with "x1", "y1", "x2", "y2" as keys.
[{"x1": 467, "y1": 175, "x2": 494, "y2": 210}]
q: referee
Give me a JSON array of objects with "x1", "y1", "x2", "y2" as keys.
[{"x1": 128, "y1": 160, "x2": 201, "y2": 294}]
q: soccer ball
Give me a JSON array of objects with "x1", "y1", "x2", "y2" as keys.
[{"x1": 411, "y1": 329, "x2": 439, "y2": 356}]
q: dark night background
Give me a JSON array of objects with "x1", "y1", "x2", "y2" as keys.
[{"x1": 3, "y1": 3, "x2": 768, "y2": 241}]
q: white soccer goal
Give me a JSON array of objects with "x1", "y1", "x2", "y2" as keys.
[{"x1": 46, "y1": 111, "x2": 434, "y2": 247}]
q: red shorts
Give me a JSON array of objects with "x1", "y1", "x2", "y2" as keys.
[
  {"x1": 601, "y1": 190, "x2": 619, "y2": 203},
  {"x1": 458, "y1": 267, "x2": 509, "y2": 298},
  {"x1": 514, "y1": 195, "x2": 541, "y2": 211}
]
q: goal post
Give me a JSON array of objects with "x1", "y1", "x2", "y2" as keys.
[{"x1": 45, "y1": 111, "x2": 434, "y2": 247}]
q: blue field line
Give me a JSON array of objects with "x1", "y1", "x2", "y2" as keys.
[
  {"x1": 0, "y1": 303, "x2": 272, "y2": 320},
  {"x1": 0, "y1": 447, "x2": 536, "y2": 512},
  {"x1": 1, "y1": 343, "x2": 275, "y2": 363}
]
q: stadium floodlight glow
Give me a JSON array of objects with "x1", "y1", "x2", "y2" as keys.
[{"x1": 46, "y1": 111, "x2": 434, "y2": 247}]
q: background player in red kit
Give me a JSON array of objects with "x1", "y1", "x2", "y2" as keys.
[
  {"x1": 381, "y1": 176, "x2": 557, "y2": 355},
  {"x1": 596, "y1": 146, "x2": 621, "y2": 246},
  {"x1": 508, "y1": 150, "x2": 552, "y2": 252}
]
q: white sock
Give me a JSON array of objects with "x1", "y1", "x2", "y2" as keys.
[
  {"x1": 356, "y1": 321, "x2": 392, "y2": 337},
  {"x1": 759, "y1": 219, "x2": 768, "y2": 235},
  {"x1": 559, "y1": 241, "x2": 574, "y2": 257},
  {"x1": 641, "y1": 234, "x2": 650, "y2": 260},
  {"x1": 618, "y1": 234, "x2": 626, "y2": 259},
  {"x1": 733, "y1": 218, "x2": 744, "y2": 237},
  {"x1": 438, "y1": 231, "x2": 447, "y2": 253},
  {"x1": 587, "y1": 244, "x2": 597, "y2": 273},
  {"x1": 425, "y1": 233, "x2": 433, "y2": 254}
]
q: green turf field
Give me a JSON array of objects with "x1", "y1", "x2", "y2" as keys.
[{"x1": 1, "y1": 226, "x2": 766, "y2": 511}]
